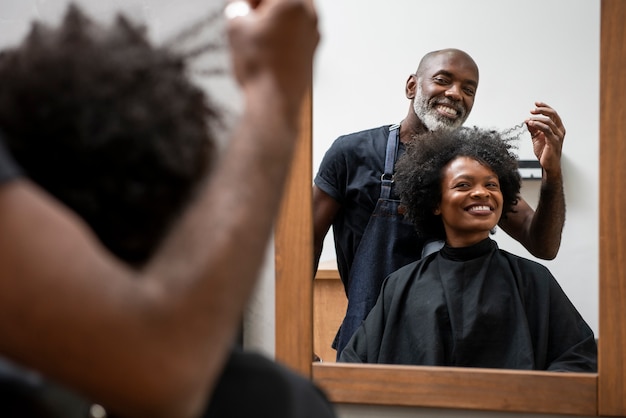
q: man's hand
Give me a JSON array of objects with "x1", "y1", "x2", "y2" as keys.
[
  {"x1": 525, "y1": 101, "x2": 566, "y2": 177},
  {"x1": 226, "y1": 0, "x2": 319, "y2": 119}
]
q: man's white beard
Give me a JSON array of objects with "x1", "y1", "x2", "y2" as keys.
[{"x1": 413, "y1": 83, "x2": 466, "y2": 133}]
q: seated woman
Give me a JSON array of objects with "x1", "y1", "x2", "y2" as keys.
[{"x1": 339, "y1": 127, "x2": 597, "y2": 372}]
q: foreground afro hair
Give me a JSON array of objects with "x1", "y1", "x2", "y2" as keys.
[
  {"x1": 0, "y1": 4, "x2": 221, "y2": 265},
  {"x1": 394, "y1": 126, "x2": 521, "y2": 241}
]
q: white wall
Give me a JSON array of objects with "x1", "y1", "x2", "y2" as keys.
[
  {"x1": 336, "y1": 404, "x2": 595, "y2": 418},
  {"x1": 313, "y1": 0, "x2": 600, "y2": 336}
]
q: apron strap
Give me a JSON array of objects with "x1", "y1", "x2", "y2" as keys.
[{"x1": 381, "y1": 124, "x2": 400, "y2": 200}]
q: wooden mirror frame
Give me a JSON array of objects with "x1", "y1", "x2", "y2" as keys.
[{"x1": 275, "y1": 0, "x2": 625, "y2": 415}]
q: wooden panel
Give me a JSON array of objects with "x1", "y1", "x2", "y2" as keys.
[
  {"x1": 274, "y1": 90, "x2": 314, "y2": 376},
  {"x1": 599, "y1": 0, "x2": 626, "y2": 415},
  {"x1": 314, "y1": 268, "x2": 346, "y2": 363},
  {"x1": 314, "y1": 363, "x2": 598, "y2": 416}
]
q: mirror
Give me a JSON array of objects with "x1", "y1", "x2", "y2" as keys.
[
  {"x1": 276, "y1": 0, "x2": 626, "y2": 416},
  {"x1": 313, "y1": 0, "x2": 599, "y2": 362}
]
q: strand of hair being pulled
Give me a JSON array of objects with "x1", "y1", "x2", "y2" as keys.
[
  {"x1": 499, "y1": 121, "x2": 528, "y2": 142},
  {"x1": 161, "y1": 8, "x2": 229, "y2": 76}
]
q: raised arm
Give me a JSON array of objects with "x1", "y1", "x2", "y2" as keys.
[
  {"x1": 0, "y1": 1, "x2": 319, "y2": 417},
  {"x1": 313, "y1": 184, "x2": 341, "y2": 272},
  {"x1": 499, "y1": 102, "x2": 566, "y2": 260}
]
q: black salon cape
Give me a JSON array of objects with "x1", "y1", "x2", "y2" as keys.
[{"x1": 339, "y1": 238, "x2": 597, "y2": 372}]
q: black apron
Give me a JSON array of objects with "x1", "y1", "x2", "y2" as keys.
[{"x1": 334, "y1": 125, "x2": 428, "y2": 358}]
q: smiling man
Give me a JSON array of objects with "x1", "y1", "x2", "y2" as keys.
[
  {"x1": 312, "y1": 48, "x2": 567, "y2": 358},
  {"x1": 338, "y1": 127, "x2": 596, "y2": 372},
  {"x1": 411, "y1": 49, "x2": 477, "y2": 133}
]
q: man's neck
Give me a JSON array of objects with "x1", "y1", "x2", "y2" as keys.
[{"x1": 399, "y1": 115, "x2": 429, "y2": 143}]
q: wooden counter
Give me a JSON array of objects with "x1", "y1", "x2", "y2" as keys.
[{"x1": 314, "y1": 260, "x2": 346, "y2": 362}]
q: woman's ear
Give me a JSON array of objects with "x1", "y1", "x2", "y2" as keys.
[{"x1": 433, "y1": 206, "x2": 441, "y2": 215}]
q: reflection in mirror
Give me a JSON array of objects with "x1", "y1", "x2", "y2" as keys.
[
  {"x1": 338, "y1": 129, "x2": 597, "y2": 371},
  {"x1": 312, "y1": 0, "x2": 599, "y2": 367}
]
